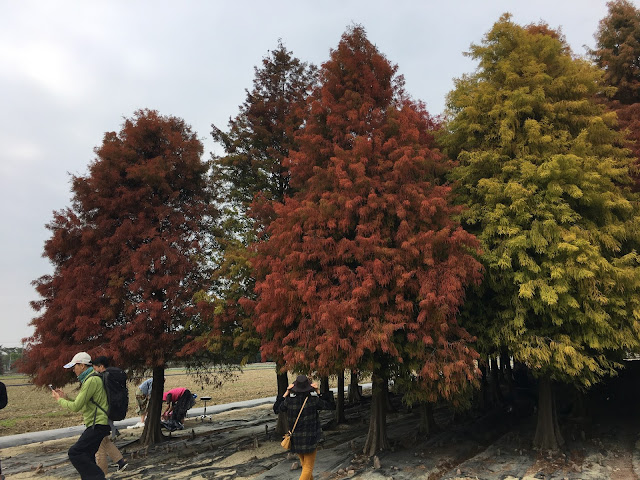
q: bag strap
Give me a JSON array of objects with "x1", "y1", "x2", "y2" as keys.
[
  {"x1": 90, "y1": 373, "x2": 109, "y2": 420},
  {"x1": 87, "y1": 374, "x2": 106, "y2": 428},
  {"x1": 290, "y1": 396, "x2": 308, "y2": 434}
]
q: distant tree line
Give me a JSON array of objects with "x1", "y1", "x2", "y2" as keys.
[{"x1": 0, "y1": 347, "x2": 24, "y2": 374}]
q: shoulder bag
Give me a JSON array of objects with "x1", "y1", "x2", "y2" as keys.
[{"x1": 281, "y1": 396, "x2": 308, "y2": 450}]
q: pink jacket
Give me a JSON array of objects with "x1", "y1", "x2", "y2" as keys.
[{"x1": 163, "y1": 387, "x2": 186, "y2": 402}]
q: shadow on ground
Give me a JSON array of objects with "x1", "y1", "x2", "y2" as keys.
[{"x1": 4, "y1": 366, "x2": 640, "y2": 480}]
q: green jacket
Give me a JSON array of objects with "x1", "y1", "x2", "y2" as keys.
[{"x1": 58, "y1": 368, "x2": 108, "y2": 427}]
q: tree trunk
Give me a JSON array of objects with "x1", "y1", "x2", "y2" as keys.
[
  {"x1": 570, "y1": 387, "x2": 587, "y2": 419},
  {"x1": 418, "y1": 402, "x2": 438, "y2": 435},
  {"x1": 533, "y1": 375, "x2": 564, "y2": 450},
  {"x1": 320, "y1": 376, "x2": 330, "y2": 395},
  {"x1": 336, "y1": 370, "x2": 346, "y2": 424},
  {"x1": 501, "y1": 348, "x2": 515, "y2": 403},
  {"x1": 348, "y1": 370, "x2": 362, "y2": 403},
  {"x1": 478, "y1": 360, "x2": 488, "y2": 411},
  {"x1": 489, "y1": 356, "x2": 503, "y2": 406},
  {"x1": 139, "y1": 366, "x2": 166, "y2": 446},
  {"x1": 363, "y1": 372, "x2": 389, "y2": 456},
  {"x1": 275, "y1": 368, "x2": 289, "y2": 435},
  {"x1": 385, "y1": 373, "x2": 395, "y2": 412}
]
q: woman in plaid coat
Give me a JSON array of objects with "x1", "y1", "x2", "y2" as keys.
[{"x1": 273, "y1": 375, "x2": 335, "y2": 479}]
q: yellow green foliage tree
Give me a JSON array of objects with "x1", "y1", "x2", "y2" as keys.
[{"x1": 443, "y1": 15, "x2": 640, "y2": 449}]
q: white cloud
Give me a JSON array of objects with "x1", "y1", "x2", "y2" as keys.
[{"x1": 0, "y1": 41, "x2": 91, "y2": 100}]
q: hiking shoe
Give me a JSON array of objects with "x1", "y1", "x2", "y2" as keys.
[{"x1": 117, "y1": 462, "x2": 128, "y2": 471}]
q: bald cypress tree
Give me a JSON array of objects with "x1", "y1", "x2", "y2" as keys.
[
  {"x1": 207, "y1": 41, "x2": 316, "y2": 354},
  {"x1": 23, "y1": 110, "x2": 216, "y2": 445},
  {"x1": 591, "y1": 0, "x2": 640, "y2": 191},
  {"x1": 590, "y1": 0, "x2": 640, "y2": 105},
  {"x1": 252, "y1": 26, "x2": 483, "y2": 455},
  {"x1": 208, "y1": 42, "x2": 316, "y2": 434},
  {"x1": 444, "y1": 16, "x2": 640, "y2": 449}
]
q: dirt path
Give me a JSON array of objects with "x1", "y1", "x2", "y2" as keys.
[{"x1": 3, "y1": 398, "x2": 639, "y2": 479}]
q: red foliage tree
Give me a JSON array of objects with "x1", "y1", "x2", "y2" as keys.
[
  {"x1": 591, "y1": 0, "x2": 640, "y2": 105},
  {"x1": 21, "y1": 110, "x2": 216, "y2": 445},
  {"x1": 250, "y1": 26, "x2": 483, "y2": 455},
  {"x1": 591, "y1": 1, "x2": 640, "y2": 190}
]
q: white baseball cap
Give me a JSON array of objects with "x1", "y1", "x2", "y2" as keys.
[{"x1": 63, "y1": 352, "x2": 92, "y2": 369}]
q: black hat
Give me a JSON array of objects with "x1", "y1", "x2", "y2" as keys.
[{"x1": 291, "y1": 375, "x2": 314, "y2": 393}]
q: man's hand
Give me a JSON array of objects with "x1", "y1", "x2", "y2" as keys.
[{"x1": 51, "y1": 388, "x2": 64, "y2": 400}]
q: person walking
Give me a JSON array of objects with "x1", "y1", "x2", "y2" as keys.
[
  {"x1": 51, "y1": 351, "x2": 110, "y2": 480},
  {"x1": 0, "y1": 380, "x2": 7, "y2": 480},
  {"x1": 273, "y1": 375, "x2": 335, "y2": 480},
  {"x1": 90, "y1": 356, "x2": 128, "y2": 474}
]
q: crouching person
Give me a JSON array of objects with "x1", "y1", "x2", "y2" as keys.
[
  {"x1": 51, "y1": 352, "x2": 110, "y2": 480},
  {"x1": 161, "y1": 387, "x2": 195, "y2": 430}
]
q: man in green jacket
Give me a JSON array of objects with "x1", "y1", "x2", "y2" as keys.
[{"x1": 51, "y1": 352, "x2": 110, "y2": 480}]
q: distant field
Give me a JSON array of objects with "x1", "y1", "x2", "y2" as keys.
[{"x1": 0, "y1": 363, "x2": 300, "y2": 437}]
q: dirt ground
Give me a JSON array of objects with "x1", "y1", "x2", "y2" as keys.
[{"x1": 3, "y1": 390, "x2": 640, "y2": 480}]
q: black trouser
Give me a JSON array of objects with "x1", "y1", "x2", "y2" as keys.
[{"x1": 68, "y1": 424, "x2": 110, "y2": 480}]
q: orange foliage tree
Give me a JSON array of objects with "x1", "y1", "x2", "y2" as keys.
[
  {"x1": 21, "y1": 110, "x2": 216, "y2": 445},
  {"x1": 249, "y1": 26, "x2": 483, "y2": 455}
]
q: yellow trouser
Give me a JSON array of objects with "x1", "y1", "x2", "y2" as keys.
[
  {"x1": 297, "y1": 449, "x2": 317, "y2": 480},
  {"x1": 96, "y1": 436, "x2": 123, "y2": 474}
]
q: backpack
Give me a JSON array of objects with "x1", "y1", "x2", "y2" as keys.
[
  {"x1": 0, "y1": 381, "x2": 7, "y2": 409},
  {"x1": 92, "y1": 367, "x2": 129, "y2": 421}
]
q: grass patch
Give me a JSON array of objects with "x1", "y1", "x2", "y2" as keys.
[{"x1": 0, "y1": 418, "x2": 17, "y2": 428}]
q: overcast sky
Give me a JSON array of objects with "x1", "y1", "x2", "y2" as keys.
[{"x1": 0, "y1": 0, "x2": 621, "y2": 348}]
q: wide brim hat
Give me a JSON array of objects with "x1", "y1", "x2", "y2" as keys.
[
  {"x1": 291, "y1": 375, "x2": 314, "y2": 393},
  {"x1": 63, "y1": 352, "x2": 92, "y2": 369}
]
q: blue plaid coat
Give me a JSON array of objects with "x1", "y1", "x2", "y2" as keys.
[{"x1": 273, "y1": 392, "x2": 335, "y2": 453}]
